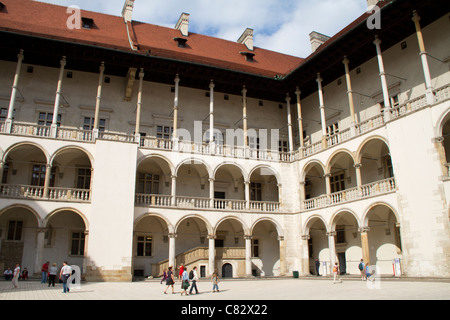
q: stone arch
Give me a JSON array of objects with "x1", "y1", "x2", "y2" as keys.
[
  {"x1": 325, "y1": 148, "x2": 356, "y2": 174},
  {"x1": 50, "y1": 145, "x2": 94, "y2": 167},
  {"x1": 137, "y1": 153, "x2": 175, "y2": 176},
  {"x1": 214, "y1": 215, "x2": 250, "y2": 236},
  {"x1": 134, "y1": 212, "x2": 174, "y2": 234},
  {"x1": 175, "y1": 157, "x2": 213, "y2": 179},
  {"x1": 43, "y1": 207, "x2": 89, "y2": 231},
  {"x1": 355, "y1": 135, "x2": 390, "y2": 164},
  {"x1": 300, "y1": 159, "x2": 326, "y2": 182},
  {"x1": 248, "y1": 164, "x2": 281, "y2": 185},
  {"x1": 175, "y1": 214, "x2": 213, "y2": 235},
  {"x1": 2, "y1": 141, "x2": 49, "y2": 164},
  {"x1": 250, "y1": 217, "x2": 284, "y2": 237}
]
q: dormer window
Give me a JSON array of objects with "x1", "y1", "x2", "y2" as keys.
[
  {"x1": 174, "y1": 37, "x2": 188, "y2": 48},
  {"x1": 0, "y1": 2, "x2": 6, "y2": 12},
  {"x1": 240, "y1": 51, "x2": 255, "y2": 62},
  {"x1": 81, "y1": 17, "x2": 94, "y2": 29}
]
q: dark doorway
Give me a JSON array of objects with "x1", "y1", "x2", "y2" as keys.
[
  {"x1": 337, "y1": 252, "x2": 347, "y2": 274},
  {"x1": 222, "y1": 263, "x2": 232, "y2": 278}
]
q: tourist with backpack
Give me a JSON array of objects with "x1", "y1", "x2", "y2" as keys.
[
  {"x1": 189, "y1": 266, "x2": 199, "y2": 295},
  {"x1": 358, "y1": 259, "x2": 366, "y2": 281},
  {"x1": 181, "y1": 267, "x2": 190, "y2": 296}
]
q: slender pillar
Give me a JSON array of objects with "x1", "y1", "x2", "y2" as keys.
[
  {"x1": 43, "y1": 164, "x2": 52, "y2": 198},
  {"x1": 343, "y1": 56, "x2": 357, "y2": 134},
  {"x1": 51, "y1": 56, "x2": 66, "y2": 138},
  {"x1": 134, "y1": 68, "x2": 144, "y2": 141},
  {"x1": 209, "y1": 178, "x2": 215, "y2": 208},
  {"x1": 317, "y1": 73, "x2": 327, "y2": 147},
  {"x1": 412, "y1": 11, "x2": 435, "y2": 105},
  {"x1": 168, "y1": 233, "x2": 177, "y2": 269},
  {"x1": 327, "y1": 231, "x2": 337, "y2": 270},
  {"x1": 5, "y1": 49, "x2": 24, "y2": 133},
  {"x1": 299, "y1": 181, "x2": 306, "y2": 210},
  {"x1": 354, "y1": 163, "x2": 362, "y2": 190},
  {"x1": 0, "y1": 161, "x2": 5, "y2": 185},
  {"x1": 244, "y1": 181, "x2": 250, "y2": 209},
  {"x1": 278, "y1": 236, "x2": 286, "y2": 276},
  {"x1": 373, "y1": 36, "x2": 392, "y2": 121},
  {"x1": 171, "y1": 175, "x2": 177, "y2": 206},
  {"x1": 208, "y1": 235, "x2": 216, "y2": 276},
  {"x1": 242, "y1": 86, "x2": 248, "y2": 147},
  {"x1": 244, "y1": 235, "x2": 253, "y2": 277},
  {"x1": 286, "y1": 93, "x2": 294, "y2": 152},
  {"x1": 360, "y1": 227, "x2": 370, "y2": 264},
  {"x1": 173, "y1": 74, "x2": 180, "y2": 143},
  {"x1": 209, "y1": 80, "x2": 215, "y2": 150},
  {"x1": 295, "y1": 87, "x2": 304, "y2": 148},
  {"x1": 93, "y1": 62, "x2": 105, "y2": 139},
  {"x1": 34, "y1": 228, "x2": 46, "y2": 274},
  {"x1": 82, "y1": 231, "x2": 89, "y2": 276},
  {"x1": 324, "y1": 173, "x2": 331, "y2": 196}
]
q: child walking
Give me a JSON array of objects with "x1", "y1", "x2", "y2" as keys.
[{"x1": 212, "y1": 269, "x2": 220, "y2": 292}]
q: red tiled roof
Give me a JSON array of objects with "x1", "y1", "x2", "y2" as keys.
[{"x1": 0, "y1": 0, "x2": 304, "y2": 78}]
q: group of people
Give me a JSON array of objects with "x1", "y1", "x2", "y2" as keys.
[
  {"x1": 162, "y1": 264, "x2": 220, "y2": 296},
  {"x1": 313, "y1": 258, "x2": 376, "y2": 283},
  {"x1": 3, "y1": 261, "x2": 74, "y2": 292}
]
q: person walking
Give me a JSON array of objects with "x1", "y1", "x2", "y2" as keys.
[
  {"x1": 41, "y1": 261, "x2": 49, "y2": 284},
  {"x1": 212, "y1": 269, "x2": 220, "y2": 293},
  {"x1": 12, "y1": 263, "x2": 20, "y2": 288},
  {"x1": 178, "y1": 264, "x2": 184, "y2": 280},
  {"x1": 160, "y1": 269, "x2": 167, "y2": 284},
  {"x1": 358, "y1": 259, "x2": 366, "y2": 281},
  {"x1": 164, "y1": 266, "x2": 175, "y2": 294},
  {"x1": 48, "y1": 263, "x2": 58, "y2": 287},
  {"x1": 315, "y1": 258, "x2": 321, "y2": 276},
  {"x1": 332, "y1": 262, "x2": 342, "y2": 284},
  {"x1": 189, "y1": 266, "x2": 199, "y2": 295},
  {"x1": 181, "y1": 267, "x2": 190, "y2": 296},
  {"x1": 59, "y1": 261, "x2": 72, "y2": 293}
]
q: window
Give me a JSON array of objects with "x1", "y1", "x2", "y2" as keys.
[
  {"x1": 326, "y1": 122, "x2": 339, "y2": 136},
  {"x1": 38, "y1": 112, "x2": 61, "y2": 127},
  {"x1": 137, "y1": 173, "x2": 159, "y2": 194},
  {"x1": 205, "y1": 130, "x2": 224, "y2": 145},
  {"x1": 252, "y1": 239, "x2": 260, "y2": 257},
  {"x1": 336, "y1": 225, "x2": 346, "y2": 244},
  {"x1": 279, "y1": 140, "x2": 288, "y2": 153},
  {"x1": 156, "y1": 125, "x2": 172, "y2": 140},
  {"x1": 7, "y1": 221, "x2": 23, "y2": 241},
  {"x1": 380, "y1": 94, "x2": 400, "y2": 109},
  {"x1": 330, "y1": 172, "x2": 345, "y2": 193},
  {"x1": 71, "y1": 232, "x2": 85, "y2": 256},
  {"x1": 81, "y1": 17, "x2": 94, "y2": 29},
  {"x1": 136, "y1": 236, "x2": 152, "y2": 257},
  {"x1": 31, "y1": 164, "x2": 55, "y2": 187},
  {"x1": 384, "y1": 155, "x2": 394, "y2": 178},
  {"x1": 83, "y1": 116, "x2": 106, "y2": 132},
  {"x1": 76, "y1": 168, "x2": 91, "y2": 189},
  {"x1": 2, "y1": 162, "x2": 9, "y2": 184},
  {"x1": 250, "y1": 182, "x2": 262, "y2": 201}
]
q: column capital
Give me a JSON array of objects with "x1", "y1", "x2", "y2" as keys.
[
  {"x1": 171, "y1": 175, "x2": 177, "y2": 180},
  {"x1": 209, "y1": 80, "x2": 215, "y2": 89},
  {"x1": 243, "y1": 235, "x2": 253, "y2": 240},
  {"x1": 174, "y1": 73, "x2": 180, "y2": 83},
  {"x1": 373, "y1": 35, "x2": 382, "y2": 46},
  {"x1": 342, "y1": 55, "x2": 350, "y2": 65},
  {"x1": 60, "y1": 56, "x2": 67, "y2": 67},
  {"x1": 301, "y1": 234, "x2": 310, "y2": 240},
  {"x1": 242, "y1": 85, "x2": 247, "y2": 95},
  {"x1": 359, "y1": 227, "x2": 370, "y2": 233},
  {"x1": 411, "y1": 10, "x2": 421, "y2": 23},
  {"x1": 326, "y1": 231, "x2": 336, "y2": 237},
  {"x1": 207, "y1": 234, "x2": 216, "y2": 240},
  {"x1": 277, "y1": 236, "x2": 285, "y2": 242},
  {"x1": 168, "y1": 233, "x2": 177, "y2": 239},
  {"x1": 139, "y1": 68, "x2": 144, "y2": 78},
  {"x1": 324, "y1": 173, "x2": 331, "y2": 178},
  {"x1": 36, "y1": 227, "x2": 48, "y2": 234},
  {"x1": 99, "y1": 61, "x2": 105, "y2": 72},
  {"x1": 285, "y1": 93, "x2": 291, "y2": 103},
  {"x1": 18, "y1": 49, "x2": 24, "y2": 60},
  {"x1": 316, "y1": 73, "x2": 323, "y2": 83},
  {"x1": 354, "y1": 163, "x2": 362, "y2": 169},
  {"x1": 295, "y1": 86, "x2": 301, "y2": 96}
]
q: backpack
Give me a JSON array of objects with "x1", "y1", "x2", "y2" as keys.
[
  {"x1": 189, "y1": 270, "x2": 194, "y2": 280},
  {"x1": 358, "y1": 262, "x2": 364, "y2": 271}
]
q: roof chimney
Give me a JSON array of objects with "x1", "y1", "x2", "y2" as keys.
[
  {"x1": 175, "y1": 13, "x2": 190, "y2": 37},
  {"x1": 237, "y1": 28, "x2": 254, "y2": 51},
  {"x1": 309, "y1": 31, "x2": 330, "y2": 53},
  {"x1": 122, "y1": 0, "x2": 135, "y2": 23}
]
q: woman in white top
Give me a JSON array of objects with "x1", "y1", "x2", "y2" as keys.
[
  {"x1": 48, "y1": 263, "x2": 58, "y2": 287},
  {"x1": 12, "y1": 264, "x2": 20, "y2": 288}
]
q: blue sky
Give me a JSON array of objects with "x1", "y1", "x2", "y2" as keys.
[{"x1": 35, "y1": 0, "x2": 369, "y2": 58}]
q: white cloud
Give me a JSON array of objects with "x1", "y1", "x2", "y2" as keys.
[{"x1": 34, "y1": 0, "x2": 368, "y2": 57}]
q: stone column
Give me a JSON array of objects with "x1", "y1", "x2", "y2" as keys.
[
  {"x1": 208, "y1": 235, "x2": 216, "y2": 276},
  {"x1": 93, "y1": 62, "x2": 105, "y2": 139},
  {"x1": 343, "y1": 56, "x2": 357, "y2": 135},
  {"x1": 244, "y1": 235, "x2": 253, "y2": 277},
  {"x1": 82, "y1": 230, "x2": 89, "y2": 276},
  {"x1": 209, "y1": 80, "x2": 215, "y2": 151},
  {"x1": 134, "y1": 68, "x2": 144, "y2": 142},
  {"x1": 173, "y1": 74, "x2": 180, "y2": 145},
  {"x1": 299, "y1": 181, "x2": 306, "y2": 210},
  {"x1": 278, "y1": 236, "x2": 286, "y2": 276},
  {"x1": 168, "y1": 233, "x2": 177, "y2": 269},
  {"x1": 295, "y1": 87, "x2": 304, "y2": 148},
  {"x1": 209, "y1": 178, "x2": 215, "y2": 208},
  {"x1": 301, "y1": 234, "x2": 311, "y2": 276},
  {"x1": 5, "y1": 49, "x2": 24, "y2": 133},
  {"x1": 317, "y1": 73, "x2": 327, "y2": 147},
  {"x1": 242, "y1": 85, "x2": 248, "y2": 147},
  {"x1": 34, "y1": 227, "x2": 46, "y2": 274},
  {"x1": 354, "y1": 163, "x2": 363, "y2": 196},
  {"x1": 43, "y1": 164, "x2": 52, "y2": 198},
  {"x1": 412, "y1": 10, "x2": 435, "y2": 105},
  {"x1": 360, "y1": 227, "x2": 370, "y2": 264},
  {"x1": 327, "y1": 231, "x2": 337, "y2": 270},
  {"x1": 171, "y1": 175, "x2": 177, "y2": 206},
  {"x1": 51, "y1": 56, "x2": 66, "y2": 138},
  {"x1": 373, "y1": 36, "x2": 392, "y2": 121},
  {"x1": 244, "y1": 181, "x2": 250, "y2": 209},
  {"x1": 0, "y1": 161, "x2": 4, "y2": 185},
  {"x1": 324, "y1": 173, "x2": 331, "y2": 202},
  {"x1": 286, "y1": 93, "x2": 294, "y2": 152}
]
